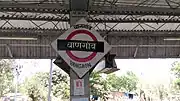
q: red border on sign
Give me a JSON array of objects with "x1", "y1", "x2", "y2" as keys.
[{"x1": 66, "y1": 30, "x2": 97, "y2": 62}]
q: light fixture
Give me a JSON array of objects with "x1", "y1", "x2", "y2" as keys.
[
  {"x1": 0, "y1": 37, "x2": 38, "y2": 40},
  {"x1": 164, "y1": 38, "x2": 180, "y2": 41},
  {"x1": 100, "y1": 67, "x2": 120, "y2": 74},
  {"x1": 94, "y1": 53, "x2": 120, "y2": 74}
]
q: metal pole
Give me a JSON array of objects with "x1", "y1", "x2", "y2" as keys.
[
  {"x1": 48, "y1": 59, "x2": 53, "y2": 101},
  {"x1": 14, "y1": 65, "x2": 21, "y2": 101},
  {"x1": 14, "y1": 74, "x2": 18, "y2": 101}
]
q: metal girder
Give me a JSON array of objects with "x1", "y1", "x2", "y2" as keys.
[
  {"x1": 88, "y1": 17, "x2": 180, "y2": 23},
  {"x1": 1, "y1": 1, "x2": 180, "y2": 59},
  {"x1": 0, "y1": 31, "x2": 180, "y2": 59},
  {"x1": 2, "y1": 14, "x2": 180, "y2": 23},
  {"x1": 2, "y1": 13, "x2": 180, "y2": 31},
  {"x1": 89, "y1": 5, "x2": 180, "y2": 16},
  {"x1": 109, "y1": 35, "x2": 180, "y2": 58},
  {"x1": 0, "y1": 3, "x2": 69, "y2": 14},
  {"x1": 1, "y1": 27, "x2": 180, "y2": 36},
  {"x1": 0, "y1": 14, "x2": 69, "y2": 22},
  {"x1": 1, "y1": 15, "x2": 180, "y2": 31},
  {"x1": 1, "y1": 2, "x2": 180, "y2": 16}
]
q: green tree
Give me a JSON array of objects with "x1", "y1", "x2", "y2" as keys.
[
  {"x1": 106, "y1": 74, "x2": 122, "y2": 91},
  {"x1": 0, "y1": 59, "x2": 14, "y2": 97},
  {"x1": 21, "y1": 70, "x2": 70, "y2": 100},
  {"x1": 51, "y1": 70, "x2": 69, "y2": 99},
  {"x1": 90, "y1": 72, "x2": 110, "y2": 101},
  {"x1": 125, "y1": 71, "x2": 139, "y2": 92},
  {"x1": 171, "y1": 61, "x2": 180, "y2": 89},
  {"x1": 107, "y1": 71, "x2": 139, "y2": 92},
  {"x1": 20, "y1": 73, "x2": 48, "y2": 101},
  {"x1": 40, "y1": 71, "x2": 110, "y2": 100},
  {"x1": 20, "y1": 70, "x2": 138, "y2": 101}
]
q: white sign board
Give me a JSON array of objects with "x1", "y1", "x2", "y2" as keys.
[
  {"x1": 51, "y1": 18, "x2": 111, "y2": 78},
  {"x1": 74, "y1": 79, "x2": 84, "y2": 95},
  {"x1": 72, "y1": 97, "x2": 89, "y2": 101}
]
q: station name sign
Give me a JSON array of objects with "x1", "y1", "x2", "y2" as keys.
[
  {"x1": 51, "y1": 18, "x2": 112, "y2": 78},
  {"x1": 57, "y1": 40, "x2": 104, "y2": 52}
]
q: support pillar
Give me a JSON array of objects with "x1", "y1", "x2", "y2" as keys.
[
  {"x1": 69, "y1": 0, "x2": 90, "y2": 101},
  {"x1": 70, "y1": 69, "x2": 90, "y2": 101},
  {"x1": 69, "y1": 11, "x2": 90, "y2": 101}
]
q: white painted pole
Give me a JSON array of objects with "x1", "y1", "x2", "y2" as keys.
[
  {"x1": 48, "y1": 59, "x2": 53, "y2": 101},
  {"x1": 14, "y1": 65, "x2": 20, "y2": 101},
  {"x1": 14, "y1": 74, "x2": 18, "y2": 101}
]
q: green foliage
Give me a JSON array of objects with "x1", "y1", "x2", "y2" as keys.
[
  {"x1": 171, "y1": 61, "x2": 180, "y2": 78},
  {"x1": 0, "y1": 59, "x2": 14, "y2": 97},
  {"x1": 20, "y1": 70, "x2": 70, "y2": 100},
  {"x1": 51, "y1": 70, "x2": 69, "y2": 99},
  {"x1": 35, "y1": 70, "x2": 70, "y2": 99},
  {"x1": 89, "y1": 71, "x2": 138, "y2": 100},
  {"x1": 90, "y1": 72, "x2": 110, "y2": 101},
  {"x1": 106, "y1": 74, "x2": 121, "y2": 91},
  {"x1": 107, "y1": 71, "x2": 139, "y2": 92},
  {"x1": 125, "y1": 71, "x2": 139, "y2": 92},
  {"x1": 20, "y1": 73, "x2": 48, "y2": 101},
  {"x1": 20, "y1": 69, "x2": 138, "y2": 101},
  {"x1": 174, "y1": 78, "x2": 180, "y2": 89},
  {"x1": 171, "y1": 61, "x2": 180, "y2": 89}
]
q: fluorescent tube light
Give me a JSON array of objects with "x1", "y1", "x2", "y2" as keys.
[
  {"x1": 164, "y1": 38, "x2": 180, "y2": 41},
  {"x1": 0, "y1": 37, "x2": 38, "y2": 40}
]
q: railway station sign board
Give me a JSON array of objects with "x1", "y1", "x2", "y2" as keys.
[{"x1": 51, "y1": 18, "x2": 111, "y2": 78}]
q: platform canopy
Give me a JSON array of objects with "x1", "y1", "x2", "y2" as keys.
[{"x1": 0, "y1": 0, "x2": 180, "y2": 59}]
